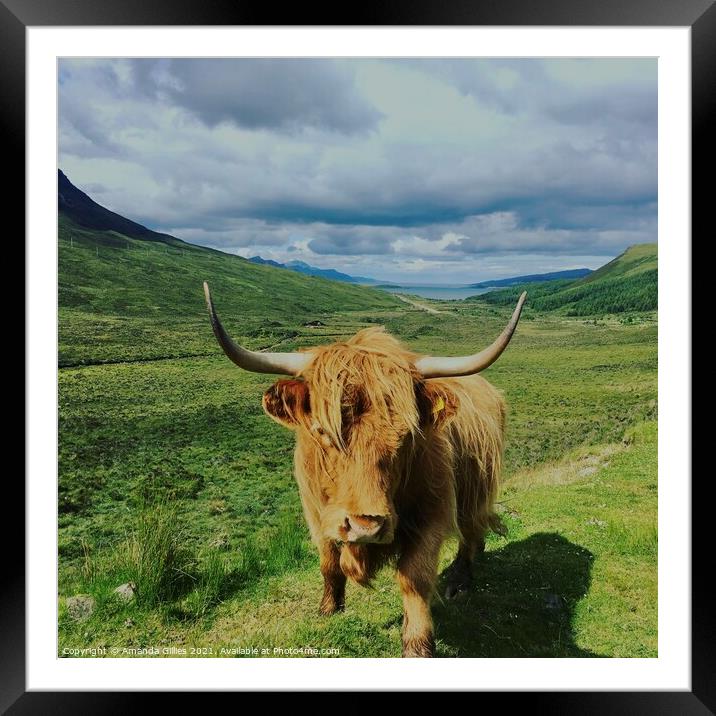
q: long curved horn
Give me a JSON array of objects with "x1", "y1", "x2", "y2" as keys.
[
  {"x1": 414, "y1": 291, "x2": 527, "y2": 379},
  {"x1": 203, "y1": 282, "x2": 312, "y2": 375}
]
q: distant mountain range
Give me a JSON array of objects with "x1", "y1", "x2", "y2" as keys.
[
  {"x1": 469, "y1": 268, "x2": 593, "y2": 288},
  {"x1": 248, "y1": 256, "x2": 379, "y2": 285},
  {"x1": 247, "y1": 259, "x2": 595, "y2": 289}
]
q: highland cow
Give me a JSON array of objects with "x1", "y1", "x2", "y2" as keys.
[{"x1": 203, "y1": 282, "x2": 526, "y2": 657}]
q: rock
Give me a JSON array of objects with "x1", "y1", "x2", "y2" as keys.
[
  {"x1": 114, "y1": 582, "x2": 136, "y2": 602},
  {"x1": 303, "y1": 320, "x2": 326, "y2": 327},
  {"x1": 66, "y1": 595, "x2": 95, "y2": 622},
  {"x1": 578, "y1": 466, "x2": 598, "y2": 476},
  {"x1": 585, "y1": 518, "x2": 607, "y2": 528}
]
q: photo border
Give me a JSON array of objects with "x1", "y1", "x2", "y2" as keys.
[{"x1": 8, "y1": 0, "x2": 706, "y2": 710}]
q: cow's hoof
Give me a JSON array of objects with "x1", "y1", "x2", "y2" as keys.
[
  {"x1": 444, "y1": 568, "x2": 471, "y2": 599},
  {"x1": 402, "y1": 636, "x2": 434, "y2": 658},
  {"x1": 444, "y1": 582, "x2": 468, "y2": 600},
  {"x1": 442, "y1": 558, "x2": 472, "y2": 600},
  {"x1": 319, "y1": 601, "x2": 344, "y2": 616}
]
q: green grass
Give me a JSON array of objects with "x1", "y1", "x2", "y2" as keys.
[
  {"x1": 58, "y1": 307, "x2": 657, "y2": 657},
  {"x1": 246, "y1": 418, "x2": 658, "y2": 658},
  {"x1": 57, "y1": 221, "x2": 658, "y2": 658},
  {"x1": 59, "y1": 419, "x2": 657, "y2": 658},
  {"x1": 581, "y1": 242, "x2": 657, "y2": 283}
]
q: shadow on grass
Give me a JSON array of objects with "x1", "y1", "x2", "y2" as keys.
[{"x1": 435, "y1": 533, "x2": 597, "y2": 657}]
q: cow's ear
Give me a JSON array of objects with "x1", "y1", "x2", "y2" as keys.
[
  {"x1": 263, "y1": 380, "x2": 311, "y2": 429},
  {"x1": 416, "y1": 381, "x2": 457, "y2": 429}
]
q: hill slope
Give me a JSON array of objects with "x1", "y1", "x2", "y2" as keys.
[
  {"x1": 58, "y1": 197, "x2": 401, "y2": 366},
  {"x1": 475, "y1": 244, "x2": 657, "y2": 316},
  {"x1": 469, "y1": 268, "x2": 592, "y2": 288},
  {"x1": 59, "y1": 170, "x2": 186, "y2": 246},
  {"x1": 580, "y1": 242, "x2": 657, "y2": 284}
]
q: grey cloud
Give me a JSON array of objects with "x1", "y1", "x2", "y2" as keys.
[
  {"x1": 440, "y1": 212, "x2": 655, "y2": 256},
  {"x1": 59, "y1": 59, "x2": 656, "y2": 229},
  {"x1": 308, "y1": 233, "x2": 396, "y2": 256},
  {"x1": 515, "y1": 200, "x2": 658, "y2": 232},
  {"x1": 447, "y1": 229, "x2": 651, "y2": 256},
  {"x1": 546, "y1": 87, "x2": 657, "y2": 128},
  {"x1": 163, "y1": 221, "x2": 293, "y2": 250},
  {"x1": 130, "y1": 59, "x2": 384, "y2": 135},
  {"x1": 59, "y1": 101, "x2": 126, "y2": 158},
  {"x1": 211, "y1": 135, "x2": 655, "y2": 230},
  {"x1": 399, "y1": 59, "x2": 546, "y2": 115},
  {"x1": 59, "y1": 58, "x2": 657, "y2": 281},
  {"x1": 230, "y1": 209, "x2": 655, "y2": 261},
  {"x1": 59, "y1": 61, "x2": 160, "y2": 160},
  {"x1": 81, "y1": 182, "x2": 109, "y2": 195},
  {"x1": 410, "y1": 58, "x2": 657, "y2": 129}
]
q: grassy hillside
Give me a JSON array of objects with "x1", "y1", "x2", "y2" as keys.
[
  {"x1": 59, "y1": 214, "x2": 401, "y2": 365},
  {"x1": 476, "y1": 244, "x2": 657, "y2": 316},
  {"x1": 581, "y1": 242, "x2": 657, "y2": 284}
]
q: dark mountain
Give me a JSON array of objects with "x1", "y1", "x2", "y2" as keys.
[
  {"x1": 249, "y1": 256, "x2": 378, "y2": 285},
  {"x1": 469, "y1": 268, "x2": 592, "y2": 288},
  {"x1": 58, "y1": 170, "x2": 186, "y2": 246},
  {"x1": 58, "y1": 171, "x2": 383, "y2": 288}
]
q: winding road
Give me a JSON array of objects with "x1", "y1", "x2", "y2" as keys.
[{"x1": 395, "y1": 294, "x2": 445, "y2": 315}]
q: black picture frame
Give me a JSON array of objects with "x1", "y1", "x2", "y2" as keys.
[{"x1": 7, "y1": 0, "x2": 706, "y2": 711}]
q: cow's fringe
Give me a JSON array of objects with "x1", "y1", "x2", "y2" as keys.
[{"x1": 292, "y1": 326, "x2": 507, "y2": 559}]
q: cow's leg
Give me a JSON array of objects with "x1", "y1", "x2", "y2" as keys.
[
  {"x1": 443, "y1": 532, "x2": 485, "y2": 599},
  {"x1": 446, "y1": 455, "x2": 492, "y2": 599},
  {"x1": 318, "y1": 540, "x2": 346, "y2": 616},
  {"x1": 396, "y1": 535, "x2": 441, "y2": 657}
]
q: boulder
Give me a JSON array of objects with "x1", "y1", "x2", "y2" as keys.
[{"x1": 66, "y1": 595, "x2": 95, "y2": 621}]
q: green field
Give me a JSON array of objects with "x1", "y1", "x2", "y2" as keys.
[{"x1": 58, "y1": 217, "x2": 658, "y2": 658}]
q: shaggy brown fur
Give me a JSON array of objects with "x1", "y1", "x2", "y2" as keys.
[{"x1": 262, "y1": 326, "x2": 507, "y2": 657}]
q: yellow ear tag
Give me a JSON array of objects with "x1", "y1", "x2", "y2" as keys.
[{"x1": 432, "y1": 395, "x2": 445, "y2": 419}]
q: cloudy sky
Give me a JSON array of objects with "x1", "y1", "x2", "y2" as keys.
[{"x1": 58, "y1": 58, "x2": 657, "y2": 284}]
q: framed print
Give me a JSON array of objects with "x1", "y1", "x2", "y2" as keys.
[{"x1": 8, "y1": 0, "x2": 708, "y2": 710}]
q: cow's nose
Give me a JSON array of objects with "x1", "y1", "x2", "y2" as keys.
[{"x1": 344, "y1": 514, "x2": 386, "y2": 542}]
